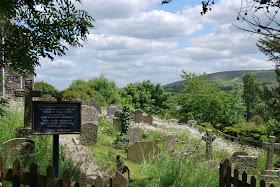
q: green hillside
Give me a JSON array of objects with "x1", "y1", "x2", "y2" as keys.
[{"x1": 163, "y1": 70, "x2": 278, "y2": 93}]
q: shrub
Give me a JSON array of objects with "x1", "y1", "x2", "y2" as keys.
[
  {"x1": 60, "y1": 85, "x2": 107, "y2": 106},
  {"x1": 34, "y1": 81, "x2": 60, "y2": 98}
]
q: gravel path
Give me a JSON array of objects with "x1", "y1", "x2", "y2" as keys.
[{"x1": 59, "y1": 134, "x2": 109, "y2": 182}]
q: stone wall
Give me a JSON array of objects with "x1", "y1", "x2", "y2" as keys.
[{"x1": 0, "y1": 66, "x2": 34, "y2": 98}]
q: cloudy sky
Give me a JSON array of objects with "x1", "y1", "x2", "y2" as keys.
[{"x1": 34, "y1": 0, "x2": 275, "y2": 90}]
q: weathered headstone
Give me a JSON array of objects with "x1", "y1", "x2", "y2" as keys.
[
  {"x1": 128, "y1": 129, "x2": 142, "y2": 143},
  {"x1": 3, "y1": 138, "x2": 35, "y2": 159},
  {"x1": 127, "y1": 142, "x2": 161, "y2": 163},
  {"x1": 37, "y1": 94, "x2": 57, "y2": 101},
  {"x1": 75, "y1": 98, "x2": 87, "y2": 105},
  {"x1": 111, "y1": 171, "x2": 129, "y2": 187},
  {"x1": 133, "y1": 109, "x2": 143, "y2": 121},
  {"x1": 81, "y1": 105, "x2": 99, "y2": 124},
  {"x1": 187, "y1": 120, "x2": 197, "y2": 128},
  {"x1": 169, "y1": 119, "x2": 178, "y2": 126},
  {"x1": 177, "y1": 144, "x2": 197, "y2": 153},
  {"x1": 234, "y1": 155, "x2": 258, "y2": 174},
  {"x1": 263, "y1": 136, "x2": 280, "y2": 170},
  {"x1": 107, "y1": 106, "x2": 119, "y2": 117},
  {"x1": 90, "y1": 97, "x2": 101, "y2": 114},
  {"x1": 230, "y1": 151, "x2": 248, "y2": 162},
  {"x1": 202, "y1": 130, "x2": 216, "y2": 160},
  {"x1": 80, "y1": 122, "x2": 99, "y2": 145},
  {"x1": 115, "y1": 104, "x2": 123, "y2": 111},
  {"x1": 164, "y1": 135, "x2": 176, "y2": 151},
  {"x1": 113, "y1": 117, "x2": 122, "y2": 131},
  {"x1": 14, "y1": 78, "x2": 42, "y2": 129}
]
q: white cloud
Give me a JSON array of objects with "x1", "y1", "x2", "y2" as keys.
[
  {"x1": 78, "y1": 0, "x2": 161, "y2": 20},
  {"x1": 96, "y1": 10, "x2": 203, "y2": 39}
]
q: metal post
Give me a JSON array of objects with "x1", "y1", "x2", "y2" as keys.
[{"x1": 53, "y1": 134, "x2": 59, "y2": 178}]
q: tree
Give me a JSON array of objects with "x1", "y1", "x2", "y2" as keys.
[
  {"x1": 242, "y1": 73, "x2": 261, "y2": 120},
  {"x1": 124, "y1": 80, "x2": 170, "y2": 115},
  {"x1": 178, "y1": 71, "x2": 245, "y2": 126},
  {"x1": 0, "y1": 0, "x2": 94, "y2": 76},
  {"x1": 71, "y1": 74, "x2": 119, "y2": 104}
]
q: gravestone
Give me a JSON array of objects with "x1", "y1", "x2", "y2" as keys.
[
  {"x1": 80, "y1": 122, "x2": 99, "y2": 145},
  {"x1": 111, "y1": 171, "x2": 129, "y2": 187},
  {"x1": 169, "y1": 119, "x2": 178, "y2": 126},
  {"x1": 230, "y1": 151, "x2": 248, "y2": 162},
  {"x1": 133, "y1": 109, "x2": 143, "y2": 121},
  {"x1": 177, "y1": 144, "x2": 197, "y2": 153},
  {"x1": 81, "y1": 105, "x2": 99, "y2": 124},
  {"x1": 164, "y1": 135, "x2": 176, "y2": 151},
  {"x1": 128, "y1": 129, "x2": 142, "y2": 143},
  {"x1": 115, "y1": 104, "x2": 123, "y2": 111},
  {"x1": 90, "y1": 97, "x2": 101, "y2": 114},
  {"x1": 234, "y1": 155, "x2": 258, "y2": 174},
  {"x1": 202, "y1": 130, "x2": 216, "y2": 160},
  {"x1": 113, "y1": 117, "x2": 122, "y2": 131},
  {"x1": 127, "y1": 142, "x2": 161, "y2": 163},
  {"x1": 14, "y1": 78, "x2": 42, "y2": 129},
  {"x1": 187, "y1": 120, "x2": 197, "y2": 128},
  {"x1": 263, "y1": 136, "x2": 280, "y2": 170},
  {"x1": 37, "y1": 94, "x2": 57, "y2": 101},
  {"x1": 75, "y1": 98, "x2": 87, "y2": 105},
  {"x1": 3, "y1": 138, "x2": 35, "y2": 159},
  {"x1": 107, "y1": 106, "x2": 119, "y2": 117}
]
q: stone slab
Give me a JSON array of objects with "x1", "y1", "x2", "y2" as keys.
[{"x1": 127, "y1": 142, "x2": 160, "y2": 163}]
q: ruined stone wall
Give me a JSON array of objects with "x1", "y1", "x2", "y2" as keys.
[{"x1": 0, "y1": 66, "x2": 34, "y2": 98}]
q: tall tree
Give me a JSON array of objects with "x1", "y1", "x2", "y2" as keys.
[
  {"x1": 0, "y1": 0, "x2": 94, "y2": 76},
  {"x1": 242, "y1": 73, "x2": 261, "y2": 120}
]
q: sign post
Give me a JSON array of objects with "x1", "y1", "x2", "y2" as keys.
[{"x1": 32, "y1": 101, "x2": 81, "y2": 178}]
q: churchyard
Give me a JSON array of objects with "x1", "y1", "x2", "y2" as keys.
[{"x1": 0, "y1": 97, "x2": 279, "y2": 186}]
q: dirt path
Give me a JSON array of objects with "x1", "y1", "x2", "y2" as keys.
[{"x1": 59, "y1": 134, "x2": 109, "y2": 182}]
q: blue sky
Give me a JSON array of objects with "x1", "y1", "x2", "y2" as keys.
[{"x1": 35, "y1": 0, "x2": 274, "y2": 90}]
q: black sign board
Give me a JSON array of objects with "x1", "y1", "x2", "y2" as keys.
[{"x1": 32, "y1": 101, "x2": 81, "y2": 134}]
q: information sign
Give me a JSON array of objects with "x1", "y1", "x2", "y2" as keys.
[{"x1": 32, "y1": 101, "x2": 81, "y2": 134}]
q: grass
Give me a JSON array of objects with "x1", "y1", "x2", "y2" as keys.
[
  {"x1": 89, "y1": 116, "x2": 280, "y2": 186},
  {"x1": 0, "y1": 100, "x2": 82, "y2": 186}
]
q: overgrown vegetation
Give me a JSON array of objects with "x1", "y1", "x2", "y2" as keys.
[
  {"x1": 0, "y1": 101, "x2": 81, "y2": 186},
  {"x1": 59, "y1": 85, "x2": 107, "y2": 106}
]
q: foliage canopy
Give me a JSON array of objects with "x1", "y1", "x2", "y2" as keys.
[{"x1": 0, "y1": 0, "x2": 94, "y2": 76}]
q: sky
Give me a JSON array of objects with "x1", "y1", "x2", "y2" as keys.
[{"x1": 34, "y1": 0, "x2": 275, "y2": 90}]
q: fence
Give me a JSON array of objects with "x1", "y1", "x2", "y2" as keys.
[
  {"x1": 215, "y1": 130, "x2": 263, "y2": 148},
  {"x1": 219, "y1": 159, "x2": 275, "y2": 187},
  {"x1": 0, "y1": 156, "x2": 103, "y2": 187}
]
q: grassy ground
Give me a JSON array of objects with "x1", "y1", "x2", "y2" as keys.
[{"x1": 89, "y1": 116, "x2": 280, "y2": 186}]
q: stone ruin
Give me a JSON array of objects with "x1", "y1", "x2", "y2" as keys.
[{"x1": 0, "y1": 65, "x2": 34, "y2": 98}]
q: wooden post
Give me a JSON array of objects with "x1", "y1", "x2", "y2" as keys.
[
  {"x1": 241, "y1": 171, "x2": 247, "y2": 187},
  {"x1": 219, "y1": 159, "x2": 230, "y2": 187},
  {"x1": 0, "y1": 156, "x2": 3, "y2": 186},
  {"x1": 233, "y1": 169, "x2": 238, "y2": 187},
  {"x1": 12, "y1": 159, "x2": 20, "y2": 187},
  {"x1": 225, "y1": 166, "x2": 231, "y2": 187},
  {"x1": 79, "y1": 173, "x2": 87, "y2": 187},
  {"x1": 63, "y1": 170, "x2": 71, "y2": 187},
  {"x1": 30, "y1": 162, "x2": 37, "y2": 187},
  {"x1": 260, "y1": 180, "x2": 265, "y2": 187},
  {"x1": 250, "y1": 176, "x2": 256, "y2": 187},
  {"x1": 95, "y1": 176, "x2": 103, "y2": 187},
  {"x1": 46, "y1": 166, "x2": 54, "y2": 187}
]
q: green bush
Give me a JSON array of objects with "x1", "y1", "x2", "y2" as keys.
[
  {"x1": 34, "y1": 81, "x2": 60, "y2": 98},
  {"x1": 60, "y1": 85, "x2": 107, "y2": 107}
]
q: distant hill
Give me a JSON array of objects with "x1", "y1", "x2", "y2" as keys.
[{"x1": 163, "y1": 70, "x2": 278, "y2": 93}]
